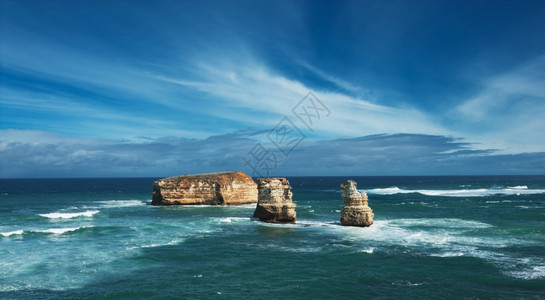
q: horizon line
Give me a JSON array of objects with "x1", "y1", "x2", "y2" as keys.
[{"x1": 1, "y1": 174, "x2": 544, "y2": 180}]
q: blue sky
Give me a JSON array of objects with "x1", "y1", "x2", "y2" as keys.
[{"x1": 1, "y1": 0, "x2": 544, "y2": 177}]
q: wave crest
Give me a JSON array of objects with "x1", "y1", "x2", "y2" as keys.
[
  {"x1": 36, "y1": 226, "x2": 93, "y2": 234},
  {"x1": 1, "y1": 230, "x2": 24, "y2": 237},
  {"x1": 2, "y1": 226, "x2": 93, "y2": 236},
  {"x1": 366, "y1": 186, "x2": 545, "y2": 197},
  {"x1": 39, "y1": 210, "x2": 100, "y2": 219}
]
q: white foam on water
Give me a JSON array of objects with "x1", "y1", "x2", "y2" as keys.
[
  {"x1": 140, "y1": 238, "x2": 185, "y2": 248},
  {"x1": 216, "y1": 217, "x2": 232, "y2": 223},
  {"x1": 386, "y1": 218, "x2": 492, "y2": 229},
  {"x1": 295, "y1": 219, "x2": 511, "y2": 252},
  {"x1": 508, "y1": 185, "x2": 528, "y2": 190},
  {"x1": 254, "y1": 221, "x2": 299, "y2": 229},
  {"x1": 98, "y1": 200, "x2": 147, "y2": 208},
  {"x1": 1, "y1": 230, "x2": 24, "y2": 237},
  {"x1": 359, "y1": 247, "x2": 375, "y2": 254},
  {"x1": 211, "y1": 217, "x2": 251, "y2": 224},
  {"x1": 483, "y1": 255, "x2": 545, "y2": 280},
  {"x1": 322, "y1": 217, "x2": 543, "y2": 280},
  {"x1": 233, "y1": 203, "x2": 258, "y2": 209},
  {"x1": 368, "y1": 187, "x2": 404, "y2": 194},
  {"x1": 195, "y1": 229, "x2": 216, "y2": 234},
  {"x1": 35, "y1": 226, "x2": 93, "y2": 235},
  {"x1": 261, "y1": 243, "x2": 322, "y2": 253},
  {"x1": 39, "y1": 210, "x2": 100, "y2": 219},
  {"x1": 295, "y1": 220, "x2": 339, "y2": 228},
  {"x1": 366, "y1": 186, "x2": 545, "y2": 197},
  {"x1": 392, "y1": 280, "x2": 425, "y2": 287},
  {"x1": 1, "y1": 227, "x2": 92, "y2": 236},
  {"x1": 509, "y1": 265, "x2": 545, "y2": 280},
  {"x1": 230, "y1": 217, "x2": 252, "y2": 221},
  {"x1": 430, "y1": 252, "x2": 464, "y2": 257}
]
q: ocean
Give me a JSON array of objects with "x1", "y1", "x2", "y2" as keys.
[{"x1": 1, "y1": 176, "x2": 544, "y2": 299}]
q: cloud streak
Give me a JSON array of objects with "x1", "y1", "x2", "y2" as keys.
[
  {"x1": 1, "y1": 24, "x2": 450, "y2": 142},
  {"x1": 454, "y1": 55, "x2": 545, "y2": 153}
]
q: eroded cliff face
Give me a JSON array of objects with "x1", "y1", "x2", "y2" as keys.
[
  {"x1": 340, "y1": 180, "x2": 374, "y2": 227},
  {"x1": 253, "y1": 178, "x2": 296, "y2": 223},
  {"x1": 152, "y1": 171, "x2": 258, "y2": 205}
]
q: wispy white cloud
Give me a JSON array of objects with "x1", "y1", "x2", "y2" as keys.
[
  {"x1": 297, "y1": 61, "x2": 365, "y2": 94},
  {"x1": 0, "y1": 81, "x2": 211, "y2": 139},
  {"x1": 458, "y1": 56, "x2": 545, "y2": 119},
  {"x1": 455, "y1": 55, "x2": 545, "y2": 153},
  {"x1": 154, "y1": 59, "x2": 451, "y2": 140},
  {"x1": 5, "y1": 21, "x2": 448, "y2": 142}
]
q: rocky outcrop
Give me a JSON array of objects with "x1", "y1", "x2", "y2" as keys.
[
  {"x1": 340, "y1": 180, "x2": 374, "y2": 227},
  {"x1": 253, "y1": 178, "x2": 296, "y2": 223},
  {"x1": 152, "y1": 171, "x2": 258, "y2": 206}
]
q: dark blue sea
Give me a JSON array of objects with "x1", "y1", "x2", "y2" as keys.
[{"x1": 1, "y1": 176, "x2": 545, "y2": 299}]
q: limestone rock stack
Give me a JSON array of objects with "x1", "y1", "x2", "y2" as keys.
[
  {"x1": 340, "y1": 180, "x2": 374, "y2": 227},
  {"x1": 253, "y1": 178, "x2": 296, "y2": 223},
  {"x1": 152, "y1": 171, "x2": 257, "y2": 206}
]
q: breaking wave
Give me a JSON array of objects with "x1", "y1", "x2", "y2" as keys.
[
  {"x1": 366, "y1": 186, "x2": 545, "y2": 197},
  {"x1": 35, "y1": 227, "x2": 92, "y2": 234},
  {"x1": 1, "y1": 230, "x2": 24, "y2": 237},
  {"x1": 2, "y1": 226, "x2": 93, "y2": 236},
  {"x1": 39, "y1": 210, "x2": 100, "y2": 219}
]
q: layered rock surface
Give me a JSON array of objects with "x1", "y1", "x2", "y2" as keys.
[
  {"x1": 340, "y1": 180, "x2": 374, "y2": 227},
  {"x1": 253, "y1": 178, "x2": 296, "y2": 223},
  {"x1": 152, "y1": 171, "x2": 258, "y2": 206}
]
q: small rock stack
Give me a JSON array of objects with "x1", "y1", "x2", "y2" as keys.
[
  {"x1": 253, "y1": 178, "x2": 296, "y2": 223},
  {"x1": 340, "y1": 180, "x2": 374, "y2": 227}
]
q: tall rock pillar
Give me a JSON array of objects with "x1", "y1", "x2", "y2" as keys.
[
  {"x1": 253, "y1": 178, "x2": 296, "y2": 223},
  {"x1": 340, "y1": 180, "x2": 374, "y2": 227}
]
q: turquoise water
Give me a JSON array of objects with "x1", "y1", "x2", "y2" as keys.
[{"x1": 1, "y1": 176, "x2": 544, "y2": 299}]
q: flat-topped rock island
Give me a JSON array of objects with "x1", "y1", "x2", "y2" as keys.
[{"x1": 152, "y1": 171, "x2": 258, "y2": 206}]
